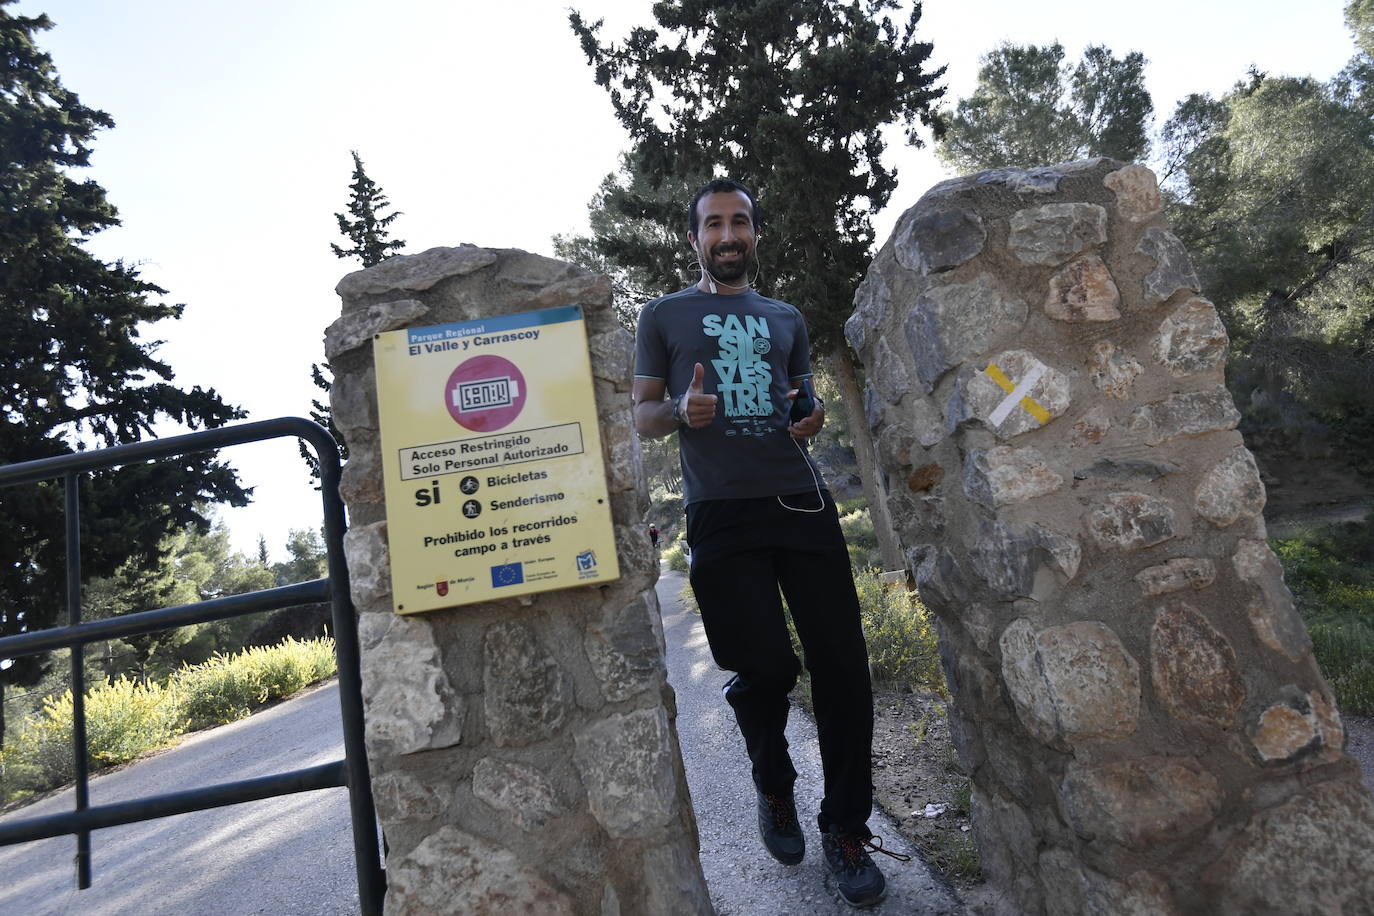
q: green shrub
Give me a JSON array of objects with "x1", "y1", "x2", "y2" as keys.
[
  {"x1": 6, "y1": 676, "x2": 177, "y2": 791},
  {"x1": 2, "y1": 637, "x2": 337, "y2": 803},
  {"x1": 664, "y1": 534, "x2": 690, "y2": 573},
  {"x1": 838, "y1": 505, "x2": 882, "y2": 570},
  {"x1": 1272, "y1": 521, "x2": 1374, "y2": 624},
  {"x1": 852, "y1": 568, "x2": 945, "y2": 693},
  {"x1": 1308, "y1": 620, "x2": 1374, "y2": 716},
  {"x1": 175, "y1": 637, "x2": 336, "y2": 730}
]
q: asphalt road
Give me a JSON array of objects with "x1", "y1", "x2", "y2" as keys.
[
  {"x1": 0, "y1": 682, "x2": 362, "y2": 916},
  {"x1": 657, "y1": 565, "x2": 964, "y2": 915}
]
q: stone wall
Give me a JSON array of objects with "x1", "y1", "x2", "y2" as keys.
[
  {"x1": 326, "y1": 246, "x2": 711, "y2": 914},
  {"x1": 846, "y1": 159, "x2": 1374, "y2": 914}
]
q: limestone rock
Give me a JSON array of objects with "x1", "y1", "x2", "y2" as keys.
[
  {"x1": 845, "y1": 268, "x2": 891, "y2": 354},
  {"x1": 588, "y1": 327, "x2": 634, "y2": 388},
  {"x1": 1206, "y1": 780, "x2": 1374, "y2": 915},
  {"x1": 1134, "y1": 558, "x2": 1217, "y2": 596},
  {"x1": 1073, "y1": 457, "x2": 1180, "y2": 482},
  {"x1": 483, "y1": 622, "x2": 571, "y2": 747},
  {"x1": 947, "y1": 350, "x2": 1071, "y2": 439},
  {"x1": 877, "y1": 423, "x2": 916, "y2": 470},
  {"x1": 895, "y1": 208, "x2": 987, "y2": 275},
  {"x1": 329, "y1": 366, "x2": 378, "y2": 435},
  {"x1": 1039, "y1": 849, "x2": 1182, "y2": 916},
  {"x1": 472, "y1": 758, "x2": 566, "y2": 830},
  {"x1": 573, "y1": 708, "x2": 678, "y2": 838},
  {"x1": 1044, "y1": 254, "x2": 1121, "y2": 322},
  {"x1": 336, "y1": 245, "x2": 498, "y2": 299},
  {"x1": 1252, "y1": 703, "x2": 1319, "y2": 763},
  {"x1": 903, "y1": 273, "x2": 1029, "y2": 391},
  {"x1": 1195, "y1": 447, "x2": 1266, "y2": 527},
  {"x1": 361, "y1": 613, "x2": 464, "y2": 757},
  {"x1": 344, "y1": 520, "x2": 391, "y2": 610},
  {"x1": 1104, "y1": 164, "x2": 1163, "y2": 221},
  {"x1": 1137, "y1": 228, "x2": 1200, "y2": 306},
  {"x1": 1233, "y1": 539, "x2": 1311, "y2": 661},
  {"x1": 909, "y1": 396, "x2": 946, "y2": 449},
  {"x1": 1151, "y1": 603, "x2": 1245, "y2": 728},
  {"x1": 372, "y1": 768, "x2": 446, "y2": 823},
  {"x1": 584, "y1": 591, "x2": 668, "y2": 703},
  {"x1": 338, "y1": 433, "x2": 383, "y2": 506},
  {"x1": 324, "y1": 298, "x2": 429, "y2": 361},
  {"x1": 1000, "y1": 618, "x2": 1140, "y2": 745},
  {"x1": 969, "y1": 520, "x2": 1080, "y2": 599},
  {"x1": 963, "y1": 445, "x2": 1064, "y2": 508},
  {"x1": 1130, "y1": 389, "x2": 1241, "y2": 445},
  {"x1": 975, "y1": 165, "x2": 1065, "y2": 194},
  {"x1": 1059, "y1": 757, "x2": 1222, "y2": 848},
  {"x1": 870, "y1": 336, "x2": 912, "y2": 404},
  {"x1": 885, "y1": 491, "x2": 946, "y2": 541},
  {"x1": 1071, "y1": 406, "x2": 1113, "y2": 447},
  {"x1": 1155, "y1": 297, "x2": 1228, "y2": 377},
  {"x1": 641, "y1": 841, "x2": 713, "y2": 915},
  {"x1": 909, "y1": 544, "x2": 973, "y2": 612},
  {"x1": 1086, "y1": 492, "x2": 1177, "y2": 551},
  {"x1": 385, "y1": 826, "x2": 575, "y2": 915},
  {"x1": 1087, "y1": 340, "x2": 1143, "y2": 399},
  {"x1": 1008, "y1": 203, "x2": 1108, "y2": 265}
]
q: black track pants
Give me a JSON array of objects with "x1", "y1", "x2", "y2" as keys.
[{"x1": 686, "y1": 492, "x2": 874, "y2": 834}]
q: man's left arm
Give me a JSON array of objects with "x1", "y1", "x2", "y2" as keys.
[{"x1": 786, "y1": 378, "x2": 825, "y2": 439}]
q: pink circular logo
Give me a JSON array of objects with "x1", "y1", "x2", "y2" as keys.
[{"x1": 445, "y1": 355, "x2": 527, "y2": 432}]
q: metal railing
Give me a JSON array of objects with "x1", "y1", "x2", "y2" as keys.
[{"x1": 0, "y1": 417, "x2": 384, "y2": 915}]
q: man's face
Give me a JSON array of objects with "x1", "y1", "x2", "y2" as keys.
[{"x1": 690, "y1": 190, "x2": 757, "y2": 283}]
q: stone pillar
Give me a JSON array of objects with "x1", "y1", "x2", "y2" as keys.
[
  {"x1": 325, "y1": 246, "x2": 712, "y2": 915},
  {"x1": 846, "y1": 160, "x2": 1374, "y2": 914}
]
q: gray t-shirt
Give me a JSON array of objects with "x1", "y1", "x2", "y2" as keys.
[{"x1": 634, "y1": 286, "x2": 825, "y2": 504}]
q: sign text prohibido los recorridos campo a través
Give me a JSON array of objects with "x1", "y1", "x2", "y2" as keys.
[{"x1": 372, "y1": 305, "x2": 619, "y2": 613}]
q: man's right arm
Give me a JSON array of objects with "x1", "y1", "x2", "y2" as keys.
[
  {"x1": 634, "y1": 364, "x2": 717, "y2": 439},
  {"x1": 634, "y1": 377, "x2": 679, "y2": 439}
]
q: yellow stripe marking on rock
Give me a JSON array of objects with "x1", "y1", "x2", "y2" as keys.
[{"x1": 985, "y1": 362, "x2": 1051, "y2": 426}]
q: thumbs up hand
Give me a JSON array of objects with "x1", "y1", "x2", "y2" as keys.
[{"x1": 677, "y1": 362, "x2": 717, "y2": 429}]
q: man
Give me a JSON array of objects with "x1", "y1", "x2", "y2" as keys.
[{"x1": 633, "y1": 178, "x2": 901, "y2": 907}]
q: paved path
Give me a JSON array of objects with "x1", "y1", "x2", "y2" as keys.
[
  {"x1": 656, "y1": 565, "x2": 963, "y2": 914},
  {"x1": 0, "y1": 682, "x2": 360, "y2": 916}
]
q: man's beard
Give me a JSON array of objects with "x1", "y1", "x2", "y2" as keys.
[{"x1": 703, "y1": 243, "x2": 753, "y2": 283}]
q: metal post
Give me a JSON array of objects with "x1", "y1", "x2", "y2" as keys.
[
  {"x1": 64, "y1": 472, "x2": 91, "y2": 889},
  {"x1": 316, "y1": 436, "x2": 386, "y2": 916}
]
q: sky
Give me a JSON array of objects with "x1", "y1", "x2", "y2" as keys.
[{"x1": 12, "y1": 0, "x2": 1357, "y2": 561}]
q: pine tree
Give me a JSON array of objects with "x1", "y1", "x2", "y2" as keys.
[
  {"x1": 936, "y1": 42, "x2": 1152, "y2": 173},
  {"x1": 569, "y1": 0, "x2": 946, "y2": 568},
  {"x1": 305, "y1": 152, "x2": 407, "y2": 482},
  {"x1": 0, "y1": 3, "x2": 249, "y2": 743},
  {"x1": 331, "y1": 150, "x2": 405, "y2": 267}
]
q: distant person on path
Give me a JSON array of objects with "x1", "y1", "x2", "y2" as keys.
[
  {"x1": 632, "y1": 178, "x2": 901, "y2": 908},
  {"x1": 649, "y1": 523, "x2": 660, "y2": 549}
]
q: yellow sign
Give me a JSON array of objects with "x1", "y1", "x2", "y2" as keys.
[{"x1": 372, "y1": 305, "x2": 620, "y2": 614}]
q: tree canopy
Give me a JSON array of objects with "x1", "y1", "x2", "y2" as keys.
[
  {"x1": 937, "y1": 42, "x2": 1152, "y2": 173},
  {"x1": 331, "y1": 150, "x2": 405, "y2": 267},
  {"x1": 569, "y1": 0, "x2": 944, "y2": 354},
  {"x1": 0, "y1": 3, "x2": 248, "y2": 713},
  {"x1": 307, "y1": 151, "x2": 407, "y2": 482},
  {"x1": 1160, "y1": 3, "x2": 1374, "y2": 461}
]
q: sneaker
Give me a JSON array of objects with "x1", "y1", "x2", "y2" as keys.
[
  {"x1": 821, "y1": 827, "x2": 909, "y2": 908},
  {"x1": 756, "y1": 790, "x2": 805, "y2": 865}
]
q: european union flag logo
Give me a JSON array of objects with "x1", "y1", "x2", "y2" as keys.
[{"x1": 490, "y1": 562, "x2": 524, "y2": 588}]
